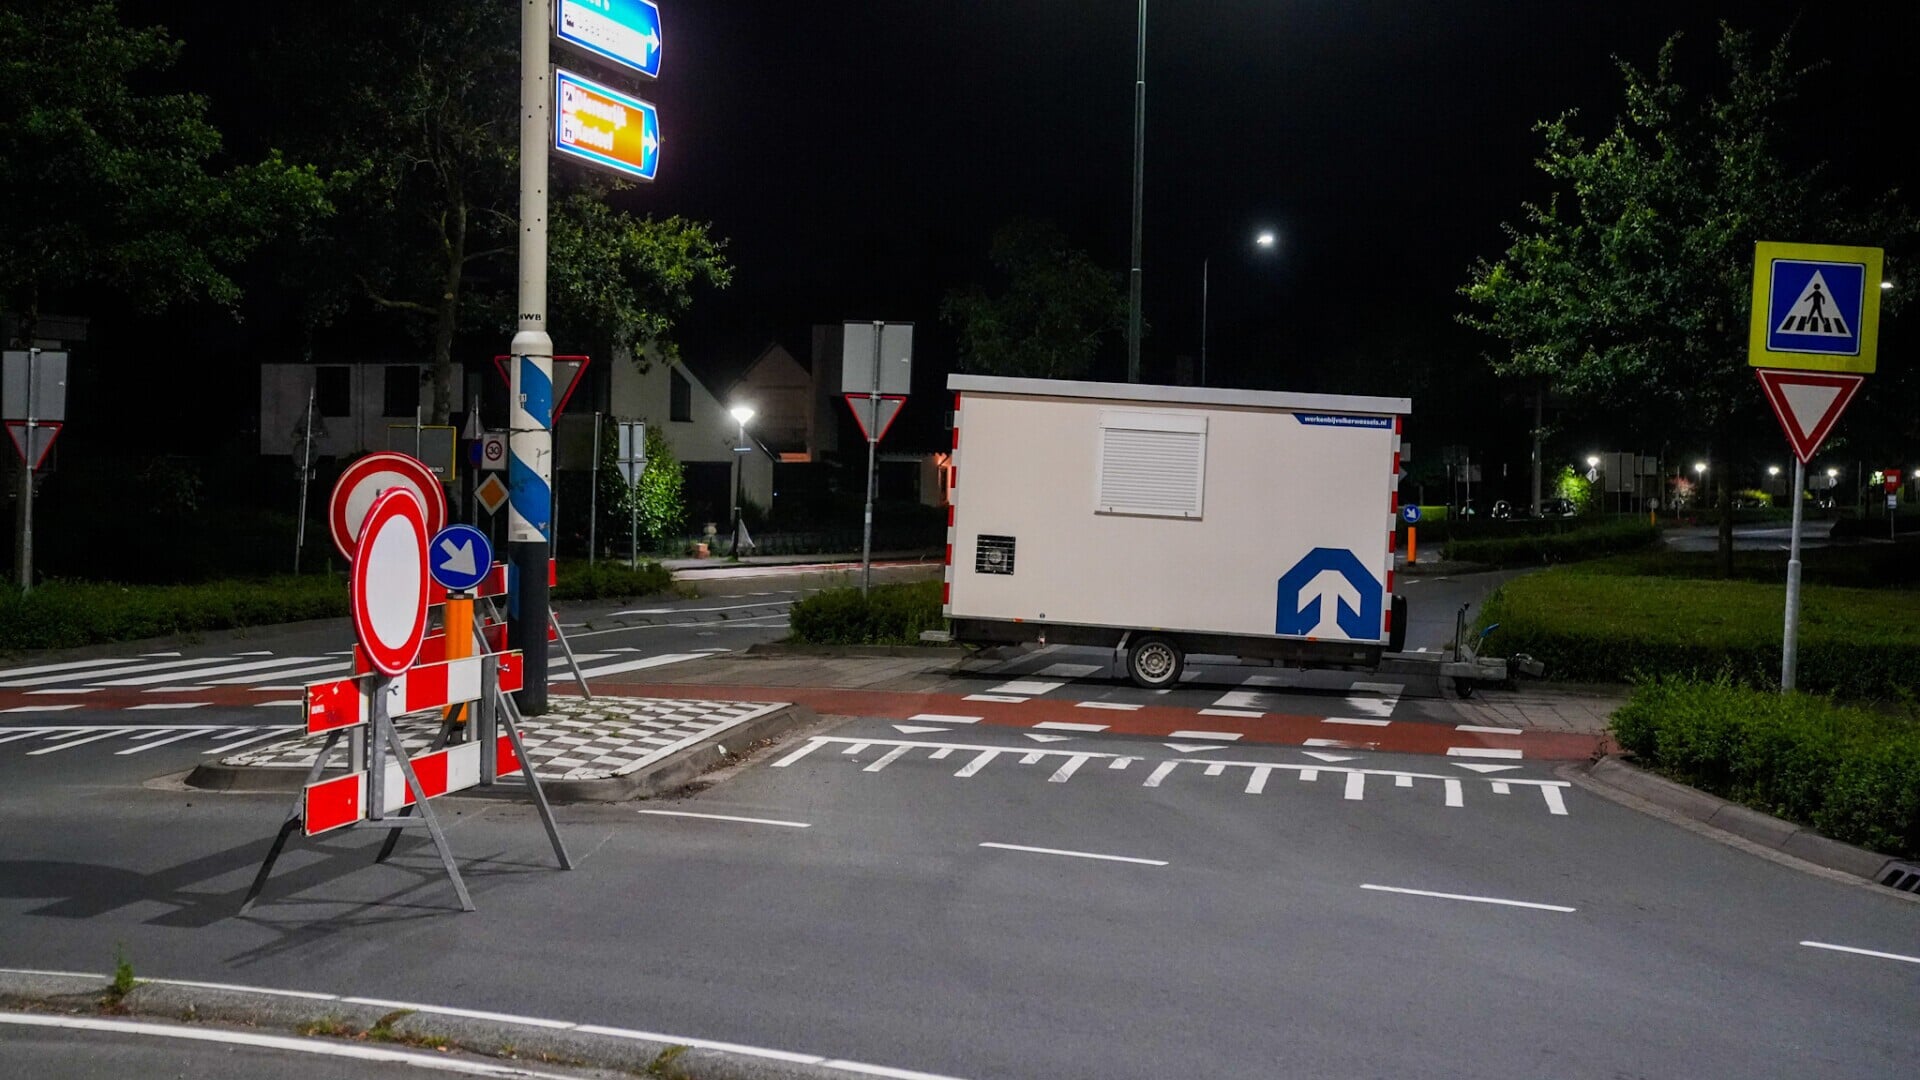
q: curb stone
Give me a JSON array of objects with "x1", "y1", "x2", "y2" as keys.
[
  {"x1": 1571, "y1": 756, "x2": 1911, "y2": 893},
  {"x1": 182, "y1": 703, "x2": 818, "y2": 802},
  {"x1": 0, "y1": 970, "x2": 964, "y2": 1080}
]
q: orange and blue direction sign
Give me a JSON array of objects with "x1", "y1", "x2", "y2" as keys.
[
  {"x1": 1749, "y1": 241, "x2": 1883, "y2": 374},
  {"x1": 557, "y1": 0, "x2": 662, "y2": 79},
  {"x1": 555, "y1": 68, "x2": 659, "y2": 181}
]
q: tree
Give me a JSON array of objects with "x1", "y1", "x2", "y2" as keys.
[
  {"x1": 0, "y1": 0, "x2": 326, "y2": 344},
  {"x1": 269, "y1": 4, "x2": 731, "y2": 422},
  {"x1": 941, "y1": 220, "x2": 1128, "y2": 379},
  {"x1": 1458, "y1": 24, "x2": 1914, "y2": 573},
  {"x1": 631, "y1": 423, "x2": 686, "y2": 551}
]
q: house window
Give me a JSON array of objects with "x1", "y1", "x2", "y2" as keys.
[
  {"x1": 1094, "y1": 410, "x2": 1207, "y2": 518},
  {"x1": 315, "y1": 366, "x2": 351, "y2": 418},
  {"x1": 383, "y1": 365, "x2": 421, "y2": 417},
  {"x1": 670, "y1": 367, "x2": 692, "y2": 422}
]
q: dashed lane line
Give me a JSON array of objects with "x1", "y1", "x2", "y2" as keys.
[
  {"x1": 978, "y1": 842, "x2": 1167, "y2": 867},
  {"x1": 638, "y1": 809, "x2": 811, "y2": 829},
  {"x1": 1359, "y1": 883, "x2": 1576, "y2": 913},
  {"x1": 1799, "y1": 941, "x2": 1920, "y2": 966}
]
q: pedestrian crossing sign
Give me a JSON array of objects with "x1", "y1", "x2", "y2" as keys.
[{"x1": 1749, "y1": 241, "x2": 1883, "y2": 373}]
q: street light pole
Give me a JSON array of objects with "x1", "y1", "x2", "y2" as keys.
[
  {"x1": 728, "y1": 404, "x2": 754, "y2": 558},
  {"x1": 1126, "y1": 0, "x2": 1146, "y2": 383},
  {"x1": 509, "y1": 0, "x2": 554, "y2": 713},
  {"x1": 1199, "y1": 257, "x2": 1208, "y2": 387}
]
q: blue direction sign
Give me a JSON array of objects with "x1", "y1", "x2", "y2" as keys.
[
  {"x1": 555, "y1": 69, "x2": 660, "y2": 181},
  {"x1": 557, "y1": 0, "x2": 662, "y2": 78},
  {"x1": 429, "y1": 524, "x2": 494, "y2": 593},
  {"x1": 1275, "y1": 548, "x2": 1384, "y2": 642},
  {"x1": 1401, "y1": 505, "x2": 1421, "y2": 525}
]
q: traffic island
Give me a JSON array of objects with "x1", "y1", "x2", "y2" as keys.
[{"x1": 185, "y1": 694, "x2": 812, "y2": 802}]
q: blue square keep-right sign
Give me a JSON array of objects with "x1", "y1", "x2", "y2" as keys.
[{"x1": 1749, "y1": 242, "x2": 1883, "y2": 374}]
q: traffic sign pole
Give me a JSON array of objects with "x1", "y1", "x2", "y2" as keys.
[
  {"x1": 1781, "y1": 459, "x2": 1806, "y2": 691},
  {"x1": 863, "y1": 321, "x2": 880, "y2": 595},
  {"x1": 18, "y1": 347, "x2": 33, "y2": 592},
  {"x1": 512, "y1": 0, "x2": 554, "y2": 714}
]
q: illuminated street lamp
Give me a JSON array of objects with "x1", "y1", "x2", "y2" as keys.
[
  {"x1": 1768, "y1": 465, "x2": 1780, "y2": 476},
  {"x1": 1201, "y1": 230, "x2": 1281, "y2": 387},
  {"x1": 729, "y1": 404, "x2": 755, "y2": 555}
]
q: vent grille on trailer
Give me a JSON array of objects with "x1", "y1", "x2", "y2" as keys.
[{"x1": 975, "y1": 535, "x2": 1016, "y2": 575}]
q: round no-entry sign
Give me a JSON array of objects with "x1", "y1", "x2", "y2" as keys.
[
  {"x1": 351, "y1": 488, "x2": 431, "y2": 677},
  {"x1": 329, "y1": 452, "x2": 447, "y2": 560}
]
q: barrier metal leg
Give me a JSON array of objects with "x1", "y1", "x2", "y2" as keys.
[
  {"x1": 550, "y1": 608, "x2": 592, "y2": 700},
  {"x1": 375, "y1": 714, "x2": 459, "y2": 864},
  {"x1": 497, "y1": 684, "x2": 573, "y2": 870},
  {"x1": 238, "y1": 729, "x2": 343, "y2": 914},
  {"x1": 382, "y1": 711, "x2": 475, "y2": 912}
]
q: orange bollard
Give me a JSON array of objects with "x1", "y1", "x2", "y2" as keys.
[
  {"x1": 1407, "y1": 526, "x2": 1418, "y2": 566},
  {"x1": 444, "y1": 596, "x2": 473, "y2": 727}
]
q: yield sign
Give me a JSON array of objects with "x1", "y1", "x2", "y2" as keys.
[
  {"x1": 5, "y1": 420, "x2": 61, "y2": 471},
  {"x1": 490, "y1": 355, "x2": 591, "y2": 418},
  {"x1": 844, "y1": 393, "x2": 907, "y2": 443},
  {"x1": 1755, "y1": 368, "x2": 1864, "y2": 464}
]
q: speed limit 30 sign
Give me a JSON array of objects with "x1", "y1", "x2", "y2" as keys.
[{"x1": 480, "y1": 432, "x2": 507, "y2": 472}]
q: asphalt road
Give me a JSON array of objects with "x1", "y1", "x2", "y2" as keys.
[{"x1": 1, "y1": 708, "x2": 1915, "y2": 1079}]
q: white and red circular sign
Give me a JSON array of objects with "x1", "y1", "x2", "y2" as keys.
[
  {"x1": 328, "y1": 452, "x2": 447, "y2": 560},
  {"x1": 351, "y1": 488, "x2": 431, "y2": 676}
]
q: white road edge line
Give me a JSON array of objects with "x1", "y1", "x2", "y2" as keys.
[
  {"x1": 978, "y1": 841, "x2": 1167, "y2": 866},
  {"x1": 1799, "y1": 940, "x2": 1920, "y2": 966},
  {"x1": 1360, "y1": 883, "x2": 1575, "y2": 912},
  {"x1": 0, "y1": 1013, "x2": 585, "y2": 1078},
  {"x1": 0, "y1": 969, "x2": 972, "y2": 1080},
  {"x1": 637, "y1": 809, "x2": 811, "y2": 829},
  {"x1": 1456, "y1": 724, "x2": 1524, "y2": 734}
]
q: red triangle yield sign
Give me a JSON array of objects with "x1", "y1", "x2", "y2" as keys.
[
  {"x1": 1755, "y1": 369, "x2": 1864, "y2": 464},
  {"x1": 490, "y1": 355, "x2": 592, "y2": 418},
  {"x1": 5, "y1": 420, "x2": 62, "y2": 471},
  {"x1": 844, "y1": 394, "x2": 908, "y2": 443}
]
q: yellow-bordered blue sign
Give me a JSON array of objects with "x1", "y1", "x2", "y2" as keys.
[{"x1": 1748, "y1": 241, "x2": 1883, "y2": 374}]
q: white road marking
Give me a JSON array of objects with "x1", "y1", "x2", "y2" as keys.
[
  {"x1": 1452, "y1": 762, "x2": 1522, "y2": 774},
  {"x1": 93, "y1": 655, "x2": 328, "y2": 687},
  {"x1": 909, "y1": 714, "x2": 981, "y2": 724},
  {"x1": 978, "y1": 842, "x2": 1166, "y2": 867},
  {"x1": 203, "y1": 662, "x2": 348, "y2": 684},
  {"x1": 1799, "y1": 941, "x2": 1920, "y2": 966},
  {"x1": 1448, "y1": 747, "x2": 1523, "y2": 759},
  {"x1": 1036, "y1": 663, "x2": 1102, "y2": 678},
  {"x1": 26, "y1": 688, "x2": 101, "y2": 695},
  {"x1": 1169, "y1": 730, "x2": 1242, "y2": 741},
  {"x1": 1302, "y1": 751, "x2": 1356, "y2": 763},
  {"x1": 1162, "y1": 743, "x2": 1221, "y2": 753},
  {"x1": 1034, "y1": 720, "x2": 1107, "y2": 732},
  {"x1": 1298, "y1": 769, "x2": 1319, "y2": 782},
  {"x1": 637, "y1": 809, "x2": 810, "y2": 829},
  {"x1": 255, "y1": 700, "x2": 302, "y2": 708},
  {"x1": 1245, "y1": 767, "x2": 1272, "y2": 794},
  {"x1": 1302, "y1": 738, "x2": 1351, "y2": 747},
  {"x1": 128, "y1": 702, "x2": 207, "y2": 711},
  {"x1": 1360, "y1": 883, "x2": 1575, "y2": 912},
  {"x1": 1144, "y1": 761, "x2": 1181, "y2": 787},
  {"x1": 929, "y1": 747, "x2": 955, "y2": 760},
  {"x1": 0, "y1": 1013, "x2": 587, "y2": 1078},
  {"x1": 0, "y1": 655, "x2": 240, "y2": 688},
  {"x1": 1108, "y1": 757, "x2": 1136, "y2": 770},
  {"x1": 1395, "y1": 774, "x2": 1413, "y2": 788},
  {"x1": 891, "y1": 724, "x2": 949, "y2": 735},
  {"x1": 1444, "y1": 779, "x2": 1464, "y2": 807},
  {"x1": 1345, "y1": 772, "x2": 1366, "y2": 800},
  {"x1": 0, "y1": 657, "x2": 142, "y2": 679},
  {"x1": 143, "y1": 686, "x2": 207, "y2": 693},
  {"x1": 116, "y1": 727, "x2": 221, "y2": 754},
  {"x1": 29, "y1": 729, "x2": 133, "y2": 755},
  {"x1": 1048, "y1": 755, "x2": 1092, "y2": 783},
  {"x1": 202, "y1": 729, "x2": 297, "y2": 753},
  {"x1": 570, "y1": 652, "x2": 714, "y2": 678},
  {"x1": 1074, "y1": 701, "x2": 1142, "y2": 711},
  {"x1": 1017, "y1": 752, "x2": 1046, "y2": 765},
  {"x1": 955, "y1": 749, "x2": 1001, "y2": 777},
  {"x1": 233, "y1": 651, "x2": 274, "y2": 657},
  {"x1": 1, "y1": 704, "x2": 81, "y2": 713},
  {"x1": 1542, "y1": 786, "x2": 1568, "y2": 815},
  {"x1": 986, "y1": 680, "x2": 1065, "y2": 696},
  {"x1": 1323, "y1": 716, "x2": 1390, "y2": 727},
  {"x1": 1022, "y1": 733, "x2": 1073, "y2": 743},
  {"x1": 1456, "y1": 724, "x2": 1524, "y2": 734},
  {"x1": 964, "y1": 694, "x2": 1027, "y2": 703},
  {"x1": 1210, "y1": 691, "x2": 1265, "y2": 709},
  {"x1": 1198, "y1": 708, "x2": 1262, "y2": 718},
  {"x1": 1490, "y1": 781, "x2": 1511, "y2": 795},
  {"x1": 611, "y1": 601, "x2": 794, "y2": 616},
  {"x1": 1203, "y1": 763, "x2": 1226, "y2": 776},
  {"x1": 864, "y1": 745, "x2": 915, "y2": 772}
]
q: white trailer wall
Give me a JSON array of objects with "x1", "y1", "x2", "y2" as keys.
[{"x1": 945, "y1": 378, "x2": 1405, "y2": 644}]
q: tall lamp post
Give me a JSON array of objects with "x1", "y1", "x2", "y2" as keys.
[
  {"x1": 729, "y1": 404, "x2": 754, "y2": 556},
  {"x1": 1126, "y1": 0, "x2": 1146, "y2": 382},
  {"x1": 1200, "y1": 231, "x2": 1277, "y2": 387}
]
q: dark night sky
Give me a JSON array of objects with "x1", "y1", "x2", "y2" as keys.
[{"x1": 105, "y1": 1, "x2": 1920, "y2": 457}]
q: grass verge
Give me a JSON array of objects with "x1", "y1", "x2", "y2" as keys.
[
  {"x1": 0, "y1": 559, "x2": 674, "y2": 652},
  {"x1": 1476, "y1": 564, "x2": 1920, "y2": 699},
  {"x1": 789, "y1": 580, "x2": 945, "y2": 646},
  {"x1": 1613, "y1": 677, "x2": 1920, "y2": 858},
  {"x1": 1443, "y1": 520, "x2": 1660, "y2": 566}
]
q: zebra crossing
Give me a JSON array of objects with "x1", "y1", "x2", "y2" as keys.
[
  {"x1": 0, "y1": 724, "x2": 302, "y2": 757},
  {"x1": 0, "y1": 646, "x2": 720, "y2": 715},
  {"x1": 961, "y1": 648, "x2": 1408, "y2": 722}
]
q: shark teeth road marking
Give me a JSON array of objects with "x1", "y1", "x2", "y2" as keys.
[
  {"x1": 892, "y1": 724, "x2": 950, "y2": 735},
  {"x1": 1162, "y1": 743, "x2": 1221, "y2": 753},
  {"x1": 1301, "y1": 751, "x2": 1357, "y2": 763},
  {"x1": 1452, "y1": 762, "x2": 1523, "y2": 774},
  {"x1": 1023, "y1": 733, "x2": 1073, "y2": 743}
]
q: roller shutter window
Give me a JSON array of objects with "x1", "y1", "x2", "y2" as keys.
[{"x1": 1095, "y1": 410, "x2": 1207, "y2": 518}]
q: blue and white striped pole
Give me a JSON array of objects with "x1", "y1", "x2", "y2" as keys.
[{"x1": 510, "y1": 0, "x2": 553, "y2": 712}]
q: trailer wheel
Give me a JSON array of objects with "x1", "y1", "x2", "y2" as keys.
[{"x1": 1127, "y1": 635, "x2": 1184, "y2": 690}]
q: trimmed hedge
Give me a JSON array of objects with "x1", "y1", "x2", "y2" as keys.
[
  {"x1": 1444, "y1": 520, "x2": 1660, "y2": 566},
  {"x1": 1613, "y1": 677, "x2": 1920, "y2": 858},
  {"x1": 789, "y1": 580, "x2": 946, "y2": 646},
  {"x1": 0, "y1": 560, "x2": 674, "y2": 653},
  {"x1": 1476, "y1": 567, "x2": 1920, "y2": 699}
]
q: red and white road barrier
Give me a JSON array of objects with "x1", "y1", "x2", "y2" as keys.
[
  {"x1": 310, "y1": 652, "x2": 525, "y2": 733},
  {"x1": 305, "y1": 678, "x2": 370, "y2": 735},
  {"x1": 304, "y1": 772, "x2": 367, "y2": 836},
  {"x1": 429, "y1": 559, "x2": 555, "y2": 605},
  {"x1": 352, "y1": 620, "x2": 553, "y2": 676}
]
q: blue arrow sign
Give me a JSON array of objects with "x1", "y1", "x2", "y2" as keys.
[
  {"x1": 429, "y1": 524, "x2": 494, "y2": 593},
  {"x1": 1275, "y1": 548, "x2": 1384, "y2": 641},
  {"x1": 557, "y1": 0, "x2": 663, "y2": 78},
  {"x1": 1401, "y1": 505, "x2": 1421, "y2": 525}
]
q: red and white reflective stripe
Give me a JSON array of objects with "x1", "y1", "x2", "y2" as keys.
[
  {"x1": 355, "y1": 623, "x2": 510, "y2": 675},
  {"x1": 304, "y1": 772, "x2": 366, "y2": 836},
  {"x1": 305, "y1": 676, "x2": 369, "y2": 734},
  {"x1": 384, "y1": 740, "x2": 481, "y2": 807},
  {"x1": 943, "y1": 392, "x2": 961, "y2": 613},
  {"x1": 1383, "y1": 414, "x2": 1404, "y2": 642},
  {"x1": 383, "y1": 656, "x2": 485, "y2": 715},
  {"x1": 427, "y1": 558, "x2": 555, "y2": 605},
  {"x1": 494, "y1": 733, "x2": 524, "y2": 778}
]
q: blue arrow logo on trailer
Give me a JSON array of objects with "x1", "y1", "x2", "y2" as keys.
[{"x1": 1275, "y1": 548, "x2": 1383, "y2": 640}]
